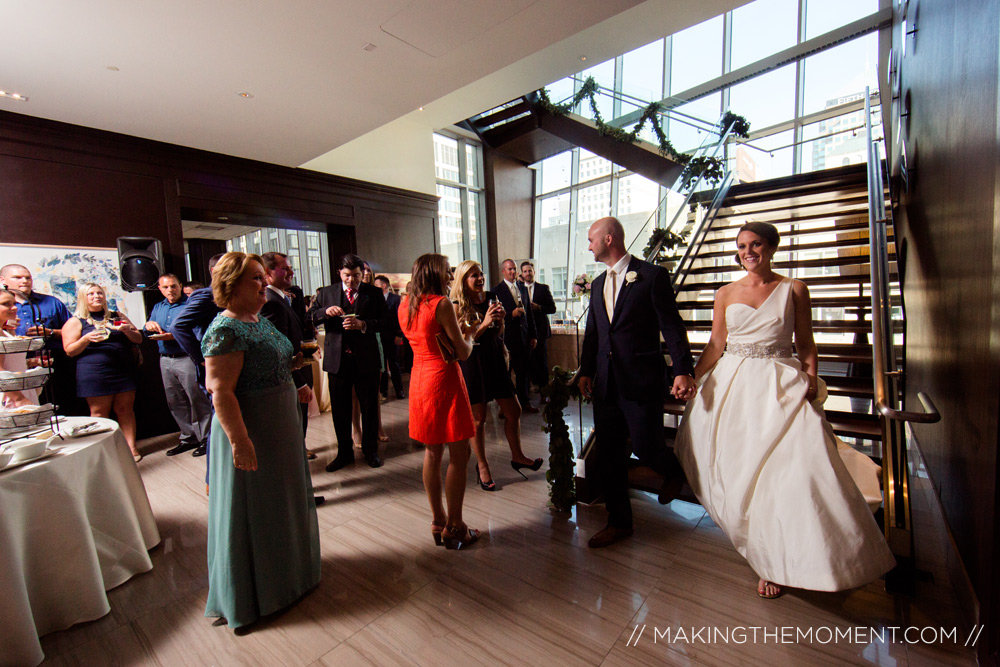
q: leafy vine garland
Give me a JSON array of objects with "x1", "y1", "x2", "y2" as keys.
[
  {"x1": 540, "y1": 366, "x2": 588, "y2": 512},
  {"x1": 537, "y1": 78, "x2": 750, "y2": 188}
]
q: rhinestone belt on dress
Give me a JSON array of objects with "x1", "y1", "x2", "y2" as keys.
[{"x1": 725, "y1": 342, "x2": 793, "y2": 359}]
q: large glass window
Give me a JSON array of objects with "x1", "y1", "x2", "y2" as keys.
[
  {"x1": 532, "y1": 149, "x2": 664, "y2": 320},
  {"x1": 727, "y1": 64, "x2": 796, "y2": 132},
  {"x1": 621, "y1": 39, "x2": 664, "y2": 102},
  {"x1": 802, "y1": 33, "x2": 879, "y2": 115},
  {"x1": 730, "y1": 0, "x2": 799, "y2": 70},
  {"x1": 669, "y1": 16, "x2": 723, "y2": 95},
  {"x1": 433, "y1": 132, "x2": 485, "y2": 266},
  {"x1": 805, "y1": 0, "x2": 878, "y2": 39},
  {"x1": 224, "y1": 226, "x2": 330, "y2": 295}
]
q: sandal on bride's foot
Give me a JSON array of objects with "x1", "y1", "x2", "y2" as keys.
[
  {"x1": 431, "y1": 522, "x2": 446, "y2": 547},
  {"x1": 442, "y1": 523, "x2": 481, "y2": 550},
  {"x1": 757, "y1": 579, "x2": 783, "y2": 599}
]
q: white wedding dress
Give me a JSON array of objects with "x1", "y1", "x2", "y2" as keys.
[{"x1": 674, "y1": 277, "x2": 896, "y2": 591}]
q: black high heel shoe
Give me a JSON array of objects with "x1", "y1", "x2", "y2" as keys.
[
  {"x1": 510, "y1": 458, "x2": 543, "y2": 479},
  {"x1": 476, "y1": 466, "x2": 496, "y2": 492}
]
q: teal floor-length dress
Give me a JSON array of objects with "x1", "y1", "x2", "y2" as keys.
[{"x1": 202, "y1": 315, "x2": 321, "y2": 628}]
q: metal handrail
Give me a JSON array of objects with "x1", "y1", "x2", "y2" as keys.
[
  {"x1": 864, "y1": 88, "x2": 940, "y2": 424},
  {"x1": 672, "y1": 170, "x2": 735, "y2": 292}
]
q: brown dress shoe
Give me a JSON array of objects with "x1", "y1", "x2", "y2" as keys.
[{"x1": 587, "y1": 525, "x2": 634, "y2": 548}]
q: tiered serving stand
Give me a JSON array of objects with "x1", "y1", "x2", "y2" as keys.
[{"x1": 0, "y1": 334, "x2": 63, "y2": 440}]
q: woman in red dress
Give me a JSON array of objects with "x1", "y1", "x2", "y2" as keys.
[{"x1": 400, "y1": 254, "x2": 480, "y2": 549}]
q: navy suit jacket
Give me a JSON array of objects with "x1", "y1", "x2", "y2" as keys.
[
  {"x1": 492, "y1": 280, "x2": 536, "y2": 350},
  {"x1": 379, "y1": 292, "x2": 403, "y2": 343},
  {"x1": 579, "y1": 256, "x2": 694, "y2": 402},
  {"x1": 526, "y1": 281, "x2": 556, "y2": 340},
  {"x1": 171, "y1": 287, "x2": 222, "y2": 371},
  {"x1": 308, "y1": 281, "x2": 386, "y2": 375},
  {"x1": 260, "y1": 288, "x2": 313, "y2": 389}
]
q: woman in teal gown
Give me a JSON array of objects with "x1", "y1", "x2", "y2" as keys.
[{"x1": 202, "y1": 252, "x2": 320, "y2": 630}]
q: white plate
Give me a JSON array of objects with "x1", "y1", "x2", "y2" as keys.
[{"x1": 0, "y1": 448, "x2": 57, "y2": 472}]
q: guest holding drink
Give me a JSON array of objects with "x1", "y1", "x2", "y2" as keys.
[
  {"x1": 62, "y1": 283, "x2": 143, "y2": 461},
  {"x1": 400, "y1": 254, "x2": 479, "y2": 549},
  {"x1": 451, "y1": 261, "x2": 543, "y2": 491},
  {"x1": 202, "y1": 252, "x2": 320, "y2": 630}
]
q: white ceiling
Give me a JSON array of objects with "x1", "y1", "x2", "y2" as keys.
[{"x1": 1, "y1": 0, "x2": 651, "y2": 166}]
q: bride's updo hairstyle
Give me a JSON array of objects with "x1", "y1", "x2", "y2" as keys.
[{"x1": 734, "y1": 221, "x2": 781, "y2": 267}]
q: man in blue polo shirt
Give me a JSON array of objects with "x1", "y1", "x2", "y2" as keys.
[
  {"x1": 145, "y1": 273, "x2": 212, "y2": 457},
  {"x1": 0, "y1": 264, "x2": 82, "y2": 414}
]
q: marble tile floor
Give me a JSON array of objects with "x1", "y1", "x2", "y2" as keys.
[{"x1": 39, "y1": 395, "x2": 978, "y2": 666}]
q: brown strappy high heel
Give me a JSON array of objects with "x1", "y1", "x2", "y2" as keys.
[
  {"x1": 442, "y1": 523, "x2": 481, "y2": 550},
  {"x1": 431, "y1": 522, "x2": 446, "y2": 547}
]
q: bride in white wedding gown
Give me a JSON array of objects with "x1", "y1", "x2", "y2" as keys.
[{"x1": 674, "y1": 222, "x2": 895, "y2": 599}]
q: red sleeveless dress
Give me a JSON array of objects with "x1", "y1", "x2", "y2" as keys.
[{"x1": 399, "y1": 295, "x2": 475, "y2": 444}]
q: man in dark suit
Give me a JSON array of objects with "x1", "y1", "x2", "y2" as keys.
[
  {"x1": 493, "y1": 258, "x2": 538, "y2": 412},
  {"x1": 519, "y1": 260, "x2": 556, "y2": 398},
  {"x1": 374, "y1": 274, "x2": 404, "y2": 400},
  {"x1": 260, "y1": 253, "x2": 315, "y2": 434},
  {"x1": 308, "y1": 254, "x2": 387, "y2": 471},
  {"x1": 260, "y1": 252, "x2": 325, "y2": 507},
  {"x1": 578, "y1": 217, "x2": 697, "y2": 548},
  {"x1": 172, "y1": 254, "x2": 225, "y2": 463}
]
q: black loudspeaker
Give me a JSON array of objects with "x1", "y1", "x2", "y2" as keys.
[{"x1": 117, "y1": 237, "x2": 164, "y2": 291}]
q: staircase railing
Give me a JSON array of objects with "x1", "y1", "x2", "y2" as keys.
[{"x1": 863, "y1": 86, "x2": 940, "y2": 592}]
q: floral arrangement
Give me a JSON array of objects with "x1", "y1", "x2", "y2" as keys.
[{"x1": 572, "y1": 273, "x2": 592, "y2": 298}]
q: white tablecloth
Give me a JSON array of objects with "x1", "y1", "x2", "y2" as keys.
[{"x1": 0, "y1": 418, "x2": 160, "y2": 666}]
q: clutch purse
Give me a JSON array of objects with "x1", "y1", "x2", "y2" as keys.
[{"x1": 435, "y1": 332, "x2": 458, "y2": 363}]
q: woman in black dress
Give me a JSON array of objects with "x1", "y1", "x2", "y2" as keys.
[
  {"x1": 451, "y1": 261, "x2": 542, "y2": 490},
  {"x1": 62, "y1": 282, "x2": 144, "y2": 460}
]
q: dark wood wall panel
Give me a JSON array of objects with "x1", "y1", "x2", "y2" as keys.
[
  {"x1": 483, "y1": 146, "x2": 534, "y2": 281},
  {"x1": 889, "y1": 0, "x2": 1000, "y2": 661},
  {"x1": 0, "y1": 155, "x2": 169, "y2": 248},
  {"x1": 356, "y1": 207, "x2": 437, "y2": 274}
]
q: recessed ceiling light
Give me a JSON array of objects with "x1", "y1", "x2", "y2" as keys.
[
  {"x1": 237, "y1": 91, "x2": 253, "y2": 99},
  {"x1": 106, "y1": 66, "x2": 120, "y2": 72},
  {"x1": 580, "y1": 55, "x2": 588, "y2": 61},
  {"x1": 0, "y1": 90, "x2": 29, "y2": 101},
  {"x1": 418, "y1": 107, "x2": 424, "y2": 111}
]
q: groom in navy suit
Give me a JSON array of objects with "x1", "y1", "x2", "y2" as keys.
[{"x1": 579, "y1": 217, "x2": 697, "y2": 548}]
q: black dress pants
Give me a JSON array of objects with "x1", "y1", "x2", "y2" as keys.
[
  {"x1": 593, "y1": 367, "x2": 678, "y2": 529},
  {"x1": 329, "y1": 354, "x2": 380, "y2": 461}
]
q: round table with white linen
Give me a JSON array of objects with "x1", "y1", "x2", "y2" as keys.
[{"x1": 0, "y1": 417, "x2": 160, "y2": 666}]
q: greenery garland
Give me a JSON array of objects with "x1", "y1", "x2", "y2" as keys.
[
  {"x1": 537, "y1": 78, "x2": 751, "y2": 188},
  {"x1": 540, "y1": 366, "x2": 587, "y2": 512},
  {"x1": 643, "y1": 227, "x2": 689, "y2": 264}
]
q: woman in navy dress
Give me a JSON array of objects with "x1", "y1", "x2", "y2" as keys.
[
  {"x1": 62, "y1": 282, "x2": 144, "y2": 460},
  {"x1": 450, "y1": 260, "x2": 542, "y2": 491}
]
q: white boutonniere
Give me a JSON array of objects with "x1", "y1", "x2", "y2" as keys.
[{"x1": 624, "y1": 271, "x2": 638, "y2": 284}]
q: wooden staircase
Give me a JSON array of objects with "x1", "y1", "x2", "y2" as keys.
[{"x1": 616, "y1": 163, "x2": 899, "y2": 500}]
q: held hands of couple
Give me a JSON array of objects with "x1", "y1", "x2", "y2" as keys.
[{"x1": 671, "y1": 374, "x2": 697, "y2": 401}]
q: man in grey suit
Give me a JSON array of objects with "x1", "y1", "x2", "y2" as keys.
[{"x1": 578, "y1": 217, "x2": 697, "y2": 548}]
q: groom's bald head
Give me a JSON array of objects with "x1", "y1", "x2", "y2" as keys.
[{"x1": 588, "y1": 217, "x2": 627, "y2": 265}]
